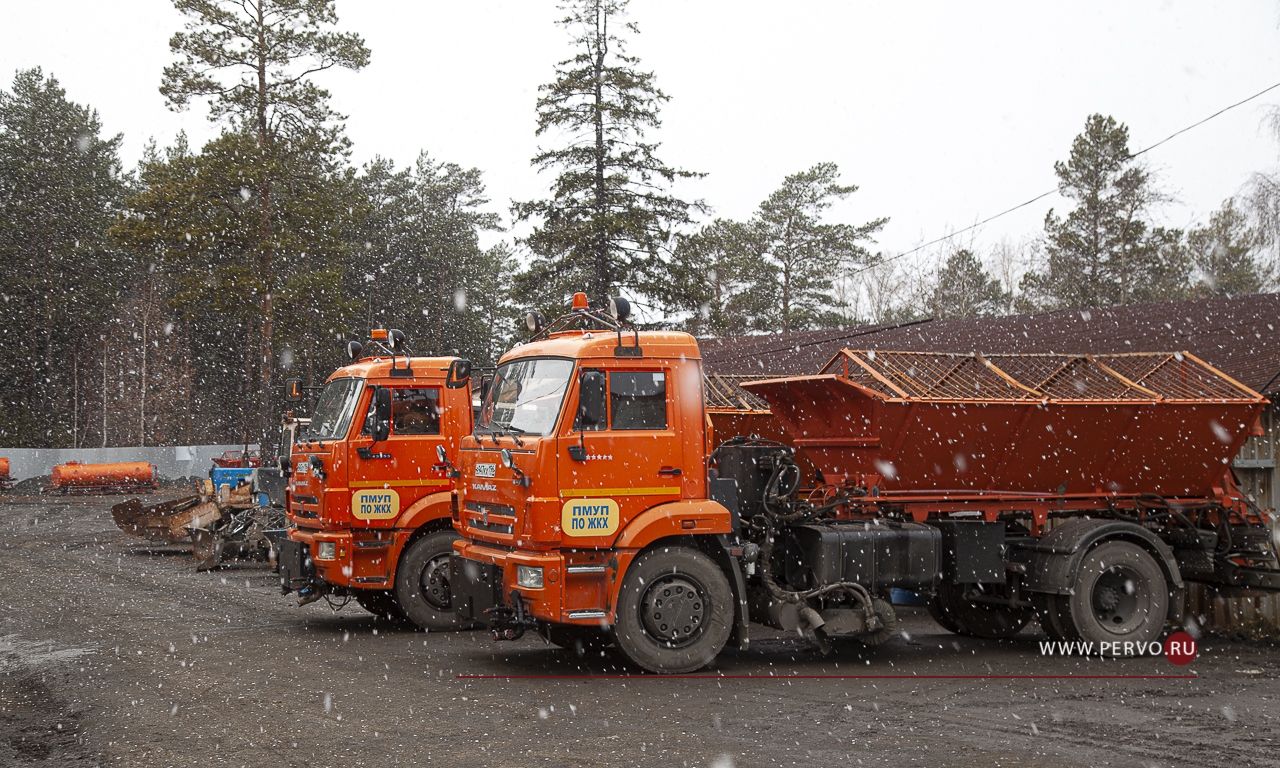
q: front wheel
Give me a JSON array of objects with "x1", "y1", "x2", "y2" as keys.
[
  {"x1": 395, "y1": 530, "x2": 468, "y2": 631},
  {"x1": 612, "y1": 545, "x2": 734, "y2": 674}
]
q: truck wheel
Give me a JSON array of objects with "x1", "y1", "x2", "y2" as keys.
[
  {"x1": 395, "y1": 530, "x2": 468, "y2": 631},
  {"x1": 543, "y1": 625, "x2": 613, "y2": 658},
  {"x1": 928, "y1": 582, "x2": 1033, "y2": 639},
  {"x1": 613, "y1": 546, "x2": 734, "y2": 674},
  {"x1": 1060, "y1": 541, "x2": 1168, "y2": 651},
  {"x1": 356, "y1": 590, "x2": 408, "y2": 622},
  {"x1": 1032, "y1": 594, "x2": 1074, "y2": 642}
]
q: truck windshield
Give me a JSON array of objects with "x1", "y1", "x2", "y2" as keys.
[
  {"x1": 306, "y1": 378, "x2": 364, "y2": 440},
  {"x1": 479, "y1": 358, "x2": 573, "y2": 437}
]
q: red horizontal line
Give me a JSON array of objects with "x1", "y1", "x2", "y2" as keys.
[{"x1": 456, "y1": 674, "x2": 1197, "y2": 681}]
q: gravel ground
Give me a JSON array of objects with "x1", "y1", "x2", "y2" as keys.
[{"x1": 1, "y1": 494, "x2": 1277, "y2": 768}]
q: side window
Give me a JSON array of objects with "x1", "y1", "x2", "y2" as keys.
[
  {"x1": 392, "y1": 388, "x2": 441, "y2": 435},
  {"x1": 610, "y1": 371, "x2": 667, "y2": 430}
]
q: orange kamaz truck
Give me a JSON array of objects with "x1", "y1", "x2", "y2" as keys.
[
  {"x1": 448, "y1": 294, "x2": 1280, "y2": 672},
  {"x1": 275, "y1": 329, "x2": 476, "y2": 630}
]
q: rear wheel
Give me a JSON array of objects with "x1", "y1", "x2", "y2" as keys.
[
  {"x1": 395, "y1": 530, "x2": 467, "y2": 631},
  {"x1": 613, "y1": 546, "x2": 733, "y2": 674},
  {"x1": 928, "y1": 581, "x2": 1033, "y2": 639},
  {"x1": 1060, "y1": 541, "x2": 1168, "y2": 652}
]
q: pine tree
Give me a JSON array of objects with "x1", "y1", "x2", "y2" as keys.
[
  {"x1": 1187, "y1": 198, "x2": 1270, "y2": 296},
  {"x1": 1021, "y1": 114, "x2": 1189, "y2": 311},
  {"x1": 513, "y1": 0, "x2": 702, "y2": 312},
  {"x1": 927, "y1": 248, "x2": 1009, "y2": 319},
  {"x1": 661, "y1": 219, "x2": 763, "y2": 336},
  {"x1": 0, "y1": 68, "x2": 129, "y2": 447},
  {"x1": 113, "y1": 129, "x2": 361, "y2": 442},
  {"x1": 750, "y1": 163, "x2": 885, "y2": 332},
  {"x1": 160, "y1": 0, "x2": 370, "y2": 441}
]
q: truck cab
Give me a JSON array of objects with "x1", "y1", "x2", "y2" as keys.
[
  {"x1": 450, "y1": 295, "x2": 743, "y2": 670},
  {"x1": 277, "y1": 332, "x2": 474, "y2": 630}
]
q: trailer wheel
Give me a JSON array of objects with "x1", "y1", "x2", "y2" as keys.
[
  {"x1": 355, "y1": 590, "x2": 408, "y2": 622},
  {"x1": 613, "y1": 546, "x2": 734, "y2": 674},
  {"x1": 928, "y1": 582, "x2": 1033, "y2": 639},
  {"x1": 1061, "y1": 541, "x2": 1168, "y2": 651},
  {"x1": 395, "y1": 530, "x2": 469, "y2": 631}
]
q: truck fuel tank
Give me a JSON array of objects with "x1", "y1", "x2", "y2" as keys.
[{"x1": 783, "y1": 520, "x2": 941, "y2": 593}]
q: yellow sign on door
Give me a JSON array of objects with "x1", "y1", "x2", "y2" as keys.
[
  {"x1": 352, "y1": 488, "x2": 400, "y2": 520},
  {"x1": 561, "y1": 498, "x2": 620, "y2": 537}
]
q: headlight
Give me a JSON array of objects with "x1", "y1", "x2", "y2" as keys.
[
  {"x1": 316, "y1": 541, "x2": 336, "y2": 560},
  {"x1": 516, "y1": 565, "x2": 544, "y2": 589}
]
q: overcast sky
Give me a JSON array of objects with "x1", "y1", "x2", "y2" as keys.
[{"x1": 5, "y1": 1, "x2": 1280, "y2": 266}]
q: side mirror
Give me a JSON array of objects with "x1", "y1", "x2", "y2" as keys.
[
  {"x1": 479, "y1": 373, "x2": 494, "y2": 405},
  {"x1": 446, "y1": 359, "x2": 472, "y2": 389},
  {"x1": 373, "y1": 387, "x2": 392, "y2": 443},
  {"x1": 285, "y1": 378, "x2": 304, "y2": 402},
  {"x1": 578, "y1": 370, "x2": 606, "y2": 428},
  {"x1": 346, "y1": 341, "x2": 364, "y2": 360},
  {"x1": 436, "y1": 444, "x2": 448, "y2": 464}
]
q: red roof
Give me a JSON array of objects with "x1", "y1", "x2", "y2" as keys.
[{"x1": 701, "y1": 293, "x2": 1280, "y2": 395}]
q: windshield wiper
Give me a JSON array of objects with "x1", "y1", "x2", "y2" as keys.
[{"x1": 505, "y1": 425, "x2": 526, "y2": 448}]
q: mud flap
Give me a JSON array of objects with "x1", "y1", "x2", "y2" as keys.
[
  {"x1": 276, "y1": 539, "x2": 313, "y2": 594},
  {"x1": 713, "y1": 534, "x2": 751, "y2": 651},
  {"x1": 451, "y1": 555, "x2": 503, "y2": 624}
]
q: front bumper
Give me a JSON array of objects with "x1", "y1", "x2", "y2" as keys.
[
  {"x1": 451, "y1": 540, "x2": 616, "y2": 630},
  {"x1": 286, "y1": 528, "x2": 404, "y2": 591}
]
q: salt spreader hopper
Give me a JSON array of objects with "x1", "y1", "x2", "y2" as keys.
[{"x1": 743, "y1": 350, "x2": 1267, "y2": 503}]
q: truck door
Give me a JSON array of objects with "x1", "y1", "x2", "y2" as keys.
[
  {"x1": 556, "y1": 366, "x2": 685, "y2": 543},
  {"x1": 348, "y1": 385, "x2": 451, "y2": 528}
]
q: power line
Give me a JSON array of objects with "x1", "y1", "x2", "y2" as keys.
[{"x1": 854, "y1": 78, "x2": 1280, "y2": 276}]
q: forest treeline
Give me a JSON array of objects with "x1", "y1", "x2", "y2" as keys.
[{"x1": 1, "y1": 0, "x2": 1277, "y2": 449}]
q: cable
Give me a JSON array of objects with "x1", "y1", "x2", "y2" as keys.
[{"x1": 853, "y1": 78, "x2": 1280, "y2": 276}]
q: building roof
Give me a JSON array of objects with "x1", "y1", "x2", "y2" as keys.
[{"x1": 701, "y1": 292, "x2": 1280, "y2": 395}]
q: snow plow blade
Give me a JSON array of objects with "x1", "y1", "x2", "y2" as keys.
[{"x1": 111, "y1": 495, "x2": 224, "y2": 544}]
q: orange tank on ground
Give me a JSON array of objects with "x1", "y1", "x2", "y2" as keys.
[{"x1": 50, "y1": 461, "x2": 158, "y2": 494}]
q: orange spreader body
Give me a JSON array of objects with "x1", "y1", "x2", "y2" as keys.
[{"x1": 743, "y1": 350, "x2": 1267, "y2": 499}]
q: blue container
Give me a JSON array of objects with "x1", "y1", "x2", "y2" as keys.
[
  {"x1": 209, "y1": 466, "x2": 267, "y2": 506},
  {"x1": 890, "y1": 588, "x2": 929, "y2": 607}
]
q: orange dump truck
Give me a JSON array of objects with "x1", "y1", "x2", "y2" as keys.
[
  {"x1": 49, "y1": 461, "x2": 158, "y2": 494},
  {"x1": 274, "y1": 329, "x2": 476, "y2": 630},
  {"x1": 449, "y1": 295, "x2": 1279, "y2": 672}
]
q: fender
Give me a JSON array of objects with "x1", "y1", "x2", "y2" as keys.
[
  {"x1": 394, "y1": 490, "x2": 454, "y2": 532},
  {"x1": 612, "y1": 499, "x2": 734, "y2": 550},
  {"x1": 1011, "y1": 518, "x2": 1184, "y2": 623}
]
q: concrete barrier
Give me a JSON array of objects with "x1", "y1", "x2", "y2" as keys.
[{"x1": 0, "y1": 445, "x2": 261, "y2": 481}]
